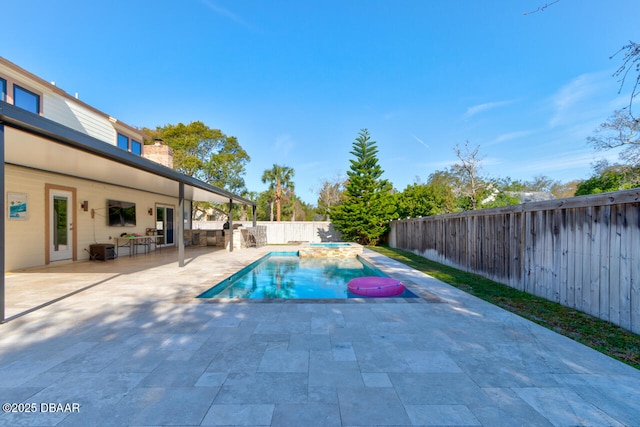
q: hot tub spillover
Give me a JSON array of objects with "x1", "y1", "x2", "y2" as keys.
[{"x1": 298, "y1": 242, "x2": 363, "y2": 258}]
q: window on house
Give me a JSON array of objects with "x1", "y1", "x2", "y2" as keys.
[
  {"x1": 14, "y1": 84, "x2": 40, "y2": 114},
  {"x1": 117, "y1": 133, "x2": 129, "y2": 150},
  {"x1": 131, "y1": 139, "x2": 142, "y2": 155},
  {"x1": 117, "y1": 133, "x2": 142, "y2": 156},
  {"x1": 0, "y1": 78, "x2": 6, "y2": 102}
]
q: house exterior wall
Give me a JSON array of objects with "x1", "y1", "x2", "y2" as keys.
[
  {"x1": 42, "y1": 92, "x2": 117, "y2": 143},
  {"x1": 1, "y1": 57, "x2": 141, "y2": 148},
  {"x1": 1, "y1": 57, "x2": 197, "y2": 271},
  {"x1": 5, "y1": 164, "x2": 178, "y2": 271}
]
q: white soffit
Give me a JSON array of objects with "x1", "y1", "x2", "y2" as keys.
[{"x1": 5, "y1": 127, "x2": 240, "y2": 205}]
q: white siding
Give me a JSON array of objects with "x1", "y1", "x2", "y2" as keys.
[
  {"x1": 1, "y1": 60, "x2": 121, "y2": 146},
  {"x1": 42, "y1": 92, "x2": 117, "y2": 144},
  {"x1": 5, "y1": 165, "x2": 179, "y2": 271}
]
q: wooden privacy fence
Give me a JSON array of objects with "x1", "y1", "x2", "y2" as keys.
[{"x1": 389, "y1": 189, "x2": 640, "y2": 333}]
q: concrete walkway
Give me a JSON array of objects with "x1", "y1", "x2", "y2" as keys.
[{"x1": 1, "y1": 246, "x2": 639, "y2": 426}]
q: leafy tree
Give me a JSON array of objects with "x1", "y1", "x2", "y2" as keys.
[
  {"x1": 481, "y1": 188, "x2": 521, "y2": 208},
  {"x1": 261, "y1": 164, "x2": 295, "y2": 222},
  {"x1": 587, "y1": 109, "x2": 640, "y2": 166},
  {"x1": 316, "y1": 177, "x2": 345, "y2": 220},
  {"x1": 239, "y1": 190, "x2": 258, "y2": 221},
  {"x1": 498, "y1": 175, "x2": 577, "y2": 199},
  {"x1": 142, "y1": 121, "x2": 250, "y2": 193},
  {"x1": 254, "y1": 190, "x2": 274, "y2": 221},
  {"x1": 396, "y1": 176, "x2": 457, "y2": 219},
  {"x1": 288, "y1": 195, "x2": 316, "y2": 221},
  {"x1": 575, "y1": 162, "x2": 640, "y2": 195},
  {"x1": 142, "y1": 121, "x2": 251, "y2": 222},
  {"x1": 550, "y1": 180, "x2": 580, "y2": 198},
  {"x1": 330, "y1": 129, "x2": 397, "y2": 245},
  {"x1": 526, "y1": 175, "x2": 559, "y2": 192}
]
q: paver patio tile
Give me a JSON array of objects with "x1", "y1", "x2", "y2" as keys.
[
  {"x1": 337, "y1": 387, "x2": 411, "y2": 426},
  {"x1": 309, "y1": 352, "x2": 364, "y2": 387},
  {"x1": 271, "y1": 403, "x2": 341, "y2": 427},
  {"x1": 554, "y1": 373, "x2": 640, "y2": 426},
  {"x1": 215, "y1": 372, "x2": 308, "y2": 404},
  {"x1": 514, "y1": 386, "x2": 626, "y2": 426},
  {"x1": 288, "y1": 333, "x2": 331, "y2": 351},
  {"x1": 112, "y1": 386, "x2": 220, "y2": 426},
  {"x1": 361, "y1": 372, "x2": 393, "y2": 387},
  {"x1": 201, "y1": 403, "x2": 274, "y2": 426},
  {"x1": 471, "y1": 387, "x2": 555, "y2": 427},
  {"x1": 405, "y1": 404, "x2": 481, "y2": 426},
  {"x1": 2, "y1": 246, "x2": 639, "y2": 426},
  {"x1": 258, "y1": 349, "x2": 309, "y2": 373},
  {"x1": 389, "y1": 373, "x2": 491, "y2": 406},
  {"x1": 400, "y1": 350, "x2": 463, "y2": 373}
]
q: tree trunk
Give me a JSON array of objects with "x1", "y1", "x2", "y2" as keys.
[{"x1": 276, "y1": 181, "x2": 282, "y2": 221}]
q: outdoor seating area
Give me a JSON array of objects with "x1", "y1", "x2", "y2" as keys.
[{"x1": 1, "y1": 245, "x2": 639, "y2": 426}]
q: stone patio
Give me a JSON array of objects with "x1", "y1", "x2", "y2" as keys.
[{"x1": 1, "y1": 246, "x2": 639, "y2": 426}]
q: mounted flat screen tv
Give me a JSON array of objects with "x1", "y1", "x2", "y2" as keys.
[{"x1": 107, "y1": 200, "x2": 136, "y2": 227}]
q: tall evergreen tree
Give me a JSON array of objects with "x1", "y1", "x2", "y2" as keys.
[{"x1": 330, "y1": 129, "x2": 397, "y2": 245}]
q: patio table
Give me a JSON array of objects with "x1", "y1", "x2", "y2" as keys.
[{"x1": 114, "y1": 235, "x2": 161, "y2": 257}]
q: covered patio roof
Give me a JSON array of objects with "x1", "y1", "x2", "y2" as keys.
[
  {"x1": 1, "y1": 100, "x2": 256, "y2": 321},
  {"x1": 1, "y1": 102, "x2": 255, "y2": 206}
]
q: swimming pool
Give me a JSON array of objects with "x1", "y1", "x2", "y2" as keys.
[{"x1": 197, "y1": 252, "x2": 416, "y2": 299}]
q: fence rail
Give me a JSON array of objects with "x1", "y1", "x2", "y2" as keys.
[{"x1": 389, "y1": 189, "x2": 640, "y2": 333}]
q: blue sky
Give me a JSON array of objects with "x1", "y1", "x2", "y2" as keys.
[{"x1": 4, "y1": 0, "x2": 639, "y2": 204}]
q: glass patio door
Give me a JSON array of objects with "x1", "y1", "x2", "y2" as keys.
[
  {"x1": 156, "y1": 205, "x2": 175, "y2": 246},
  {"x1": 49, "y1": 189, "x2": 73, "y2": 262}
]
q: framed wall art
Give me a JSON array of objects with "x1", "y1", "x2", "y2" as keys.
[{"x1": 8, "y1": 192, "x2": 28, "y2": 220}]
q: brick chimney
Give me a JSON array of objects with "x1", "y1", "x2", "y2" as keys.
[{"x1": 143, "y1": 138, "x2": 174, "y2": 169}]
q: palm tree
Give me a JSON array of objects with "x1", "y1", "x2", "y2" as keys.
[{"x1": 261, "y1": 164, "x2": 295, "y2": 221}]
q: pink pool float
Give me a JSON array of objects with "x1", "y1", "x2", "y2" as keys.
[{"x1": 348, "y1": 276, "x2": 405, "y2": 297}]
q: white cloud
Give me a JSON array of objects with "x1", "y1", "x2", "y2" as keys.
[
  {"x1": 411, "y1": 134, "x2": 429, "y2": 149},
  {"x1": 548, "y1": 72, "x2": 613, "y2": 127},
  {"x1": 488, "y1": 130, "x2": 534, "y2": 146},
  {"x1": 200, "y1": 0, "x2": 253, "y2": 29},
  {"x1": 465, "y1": 100, "x2": 513, "y2": 118},
  {"x1": 515, "y1": 149, "x2": 609, "y2": 175}
]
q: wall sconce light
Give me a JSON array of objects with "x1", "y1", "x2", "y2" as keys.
[
  {"x1": 148, "y1": 208, "x2": 153, "y2": 216},
  {"x1": 81, "y1": 201, "x2": 89, "y2": 211}
]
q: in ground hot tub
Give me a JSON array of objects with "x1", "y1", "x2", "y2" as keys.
[{"x1": 298, "y1": 242, "x2": 363, "y2": 258}]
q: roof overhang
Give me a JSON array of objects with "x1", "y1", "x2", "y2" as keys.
[{"x1": 0, "y1": 101, "x2": 255, "y2": 206}]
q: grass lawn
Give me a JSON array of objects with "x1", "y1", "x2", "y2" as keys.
[{"x1": 370, "y1": 245, "x2": 640, "y2": 370}]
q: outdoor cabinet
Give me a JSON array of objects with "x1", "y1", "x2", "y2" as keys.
[{"x1": 90, "y1": 243, "x2": 116, "y2": 261}]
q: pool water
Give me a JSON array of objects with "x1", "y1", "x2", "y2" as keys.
[{"x1": 197, "y1": 252, "x2": 416, "y2": 299}]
